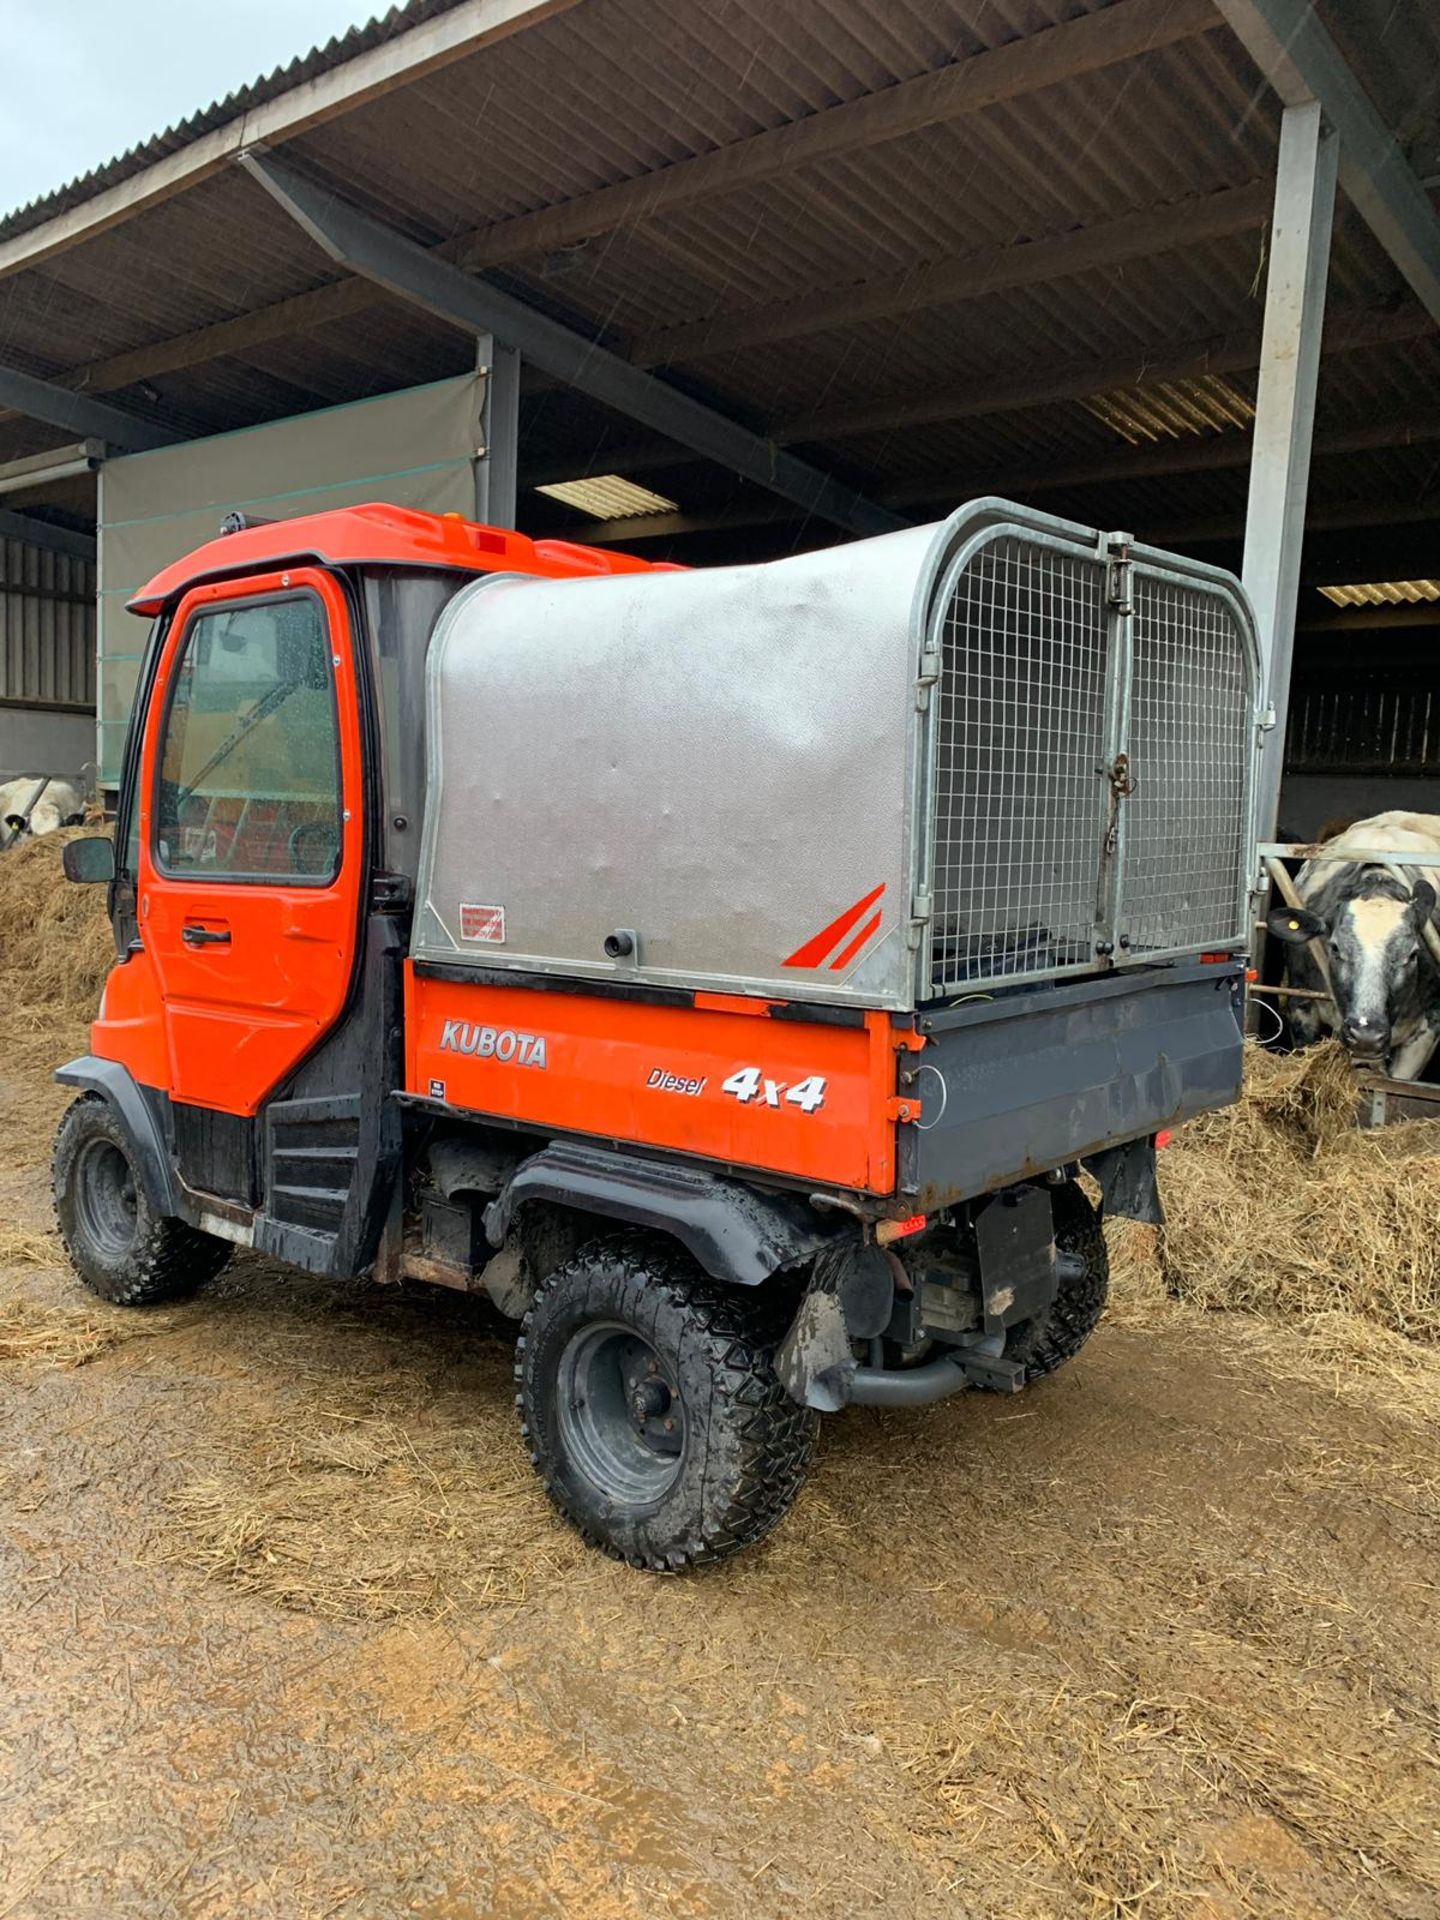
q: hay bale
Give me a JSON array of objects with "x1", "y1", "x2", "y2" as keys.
[
  {"x1": 0, "y1": 826, "x2": 114, "y2": 1018},
  {"x1": 1153, "y1": 1041, "x2": 1440, "y2": 1344},
  {"x1": 0, "y1": 828, "x2": 115, "y2": 1152}
]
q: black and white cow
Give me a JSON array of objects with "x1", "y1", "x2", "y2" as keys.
[
  {"x1": 1267, "y1": 810, "x2": 1440, "y2": 1080},
  {"x1": 0, "y1": 776, "x2": 86, "y2": 841}
]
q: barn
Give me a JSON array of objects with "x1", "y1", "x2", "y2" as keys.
[{"x1": 0, "y1": 0, "x2": 1437, "y2": 840}]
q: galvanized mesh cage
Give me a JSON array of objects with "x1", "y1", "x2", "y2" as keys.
[
  {"x1": 1122, "y1": 572, "x2": 1253, "y2": 957},
  {"x1": 925, "y1": 525, "x2": 1255, "y2": 999},
  {"x1": 929, "y1": 536, "x2": 1110, "y2": 990}
]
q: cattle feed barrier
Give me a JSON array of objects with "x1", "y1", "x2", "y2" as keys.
[{"x1": 1256, "y1": 841, "x2": 1440, "y2": 1125}]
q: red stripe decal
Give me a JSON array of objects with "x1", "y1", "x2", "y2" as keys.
[
  {"x1": 783, "y1": 882, "x2": 886, "y2": 969},
  {"x1": 829, "y1": 909, "x2": 883, "y2": 971}
]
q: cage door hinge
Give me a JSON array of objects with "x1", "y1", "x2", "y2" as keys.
[
  {"x1": 915, "y1": 638, "x2": 942, "y2": 709},
  {"x1": 1102, "y1": 530, "x2": 1133, "y2": 613},
  {"x1": 908, "y1": 888, "x2": 933, "y2": 949}
]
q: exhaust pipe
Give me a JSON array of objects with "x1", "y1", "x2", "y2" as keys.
[{"x1": 849, "y1": 1353, "x2": 970, "y2": 1407}]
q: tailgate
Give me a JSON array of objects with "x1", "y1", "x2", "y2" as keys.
[{"x1": 904, "y1": 960, "x2": 1244, "y2": 1209}]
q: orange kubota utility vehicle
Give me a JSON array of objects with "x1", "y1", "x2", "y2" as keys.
[{"x1": 54, "y1": 499, "x2": 1260, "y2": 1569}]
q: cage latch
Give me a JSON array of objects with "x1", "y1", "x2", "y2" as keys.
[
  {"x1": 1103, "y1": 751, "x2": 1136, "y2": 857},
  {"x1": 1102, "y1": 531, "x2": 1133, "y2": 613}
]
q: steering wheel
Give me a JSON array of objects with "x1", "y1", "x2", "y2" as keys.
[{"x1": 288, "y1": 820, "x2": 340, "y2": 877}]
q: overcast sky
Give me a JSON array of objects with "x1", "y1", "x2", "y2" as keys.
[{"x1": 0, "y1": 0, "x2": 375, "y2": 216}]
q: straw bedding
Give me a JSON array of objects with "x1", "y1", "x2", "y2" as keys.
[
  {"x1": 0, "y1": 825, "x2": 115, "y2": 1146},
  {"x1": 1110, "y1": 1039, "x2": 1440, "y2": 1347}
]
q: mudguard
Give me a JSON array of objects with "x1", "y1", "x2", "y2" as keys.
[
  {"x1": 1082, "y1": 1137, "x2": 1164, "y2": 1225},
  {"x1": 483, "y1": 1139, "x2": 842, "y2": 1287},
  {"x1": 53, "y1": 1056, "x2": 179, "y2": 1215}
]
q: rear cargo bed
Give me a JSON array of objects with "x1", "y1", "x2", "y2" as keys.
[{"x1": 904, "y1": 959, "x2": 1245, "y2": 1210}]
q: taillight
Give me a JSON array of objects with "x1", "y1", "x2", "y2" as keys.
[
  {"x1": 877, "y1": 1214, "x2": 927, "y2": 1244},
  {"x1": 1155, "y1": 1129, "x2": 1173, "y2": 1149}
]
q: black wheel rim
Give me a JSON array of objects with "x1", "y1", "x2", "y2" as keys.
[
  {"x1": 556, "y1": 1320, "x2": 685, "y2": 1506},
  {"x1": 73, "y1": 1138, "x2": 139, "y2": 1257}
]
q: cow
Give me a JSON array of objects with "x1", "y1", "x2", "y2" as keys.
[
  {"x1": 0, "y1": 777, "x2": 87, "y2": 843},
  {"x1": 1267, "y1": 810, "x2": 1440, "y2": 1080}
]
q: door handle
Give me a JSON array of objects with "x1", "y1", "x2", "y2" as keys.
[{"x1": 182, "y1": 924, "x2": 231, "y2": 947}]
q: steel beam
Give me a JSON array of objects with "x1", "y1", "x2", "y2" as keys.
[
  {"x1": 0, "y1": 509, "x2": 96, "y2": 561},
  {"x1": 1216, "y1": 0, "x2": 1440, "y2": 326},
  {"x1": 522, "y1": 302, "x2": 1436, "y2": 497},
  {"x1": 887, "y1": 407, "x2": 1440, "y2": 506},
  {"x1": 239, "y1": 151, "x2": 904, "y2": 540},
  {"x1": 634, "y1": 182, "x2": 1272, "y2": 368},
  {"x1": 457, "y1": 0, "x2": 1221, "y2": 273},
  {"x1": 11, "y1": 0, "x2": 1218, "y2": 412},
  {"x1": 0, "y1": 365, "x2": 178, "y2": 453},
  {"x1": 1241, "y1": 100, "x2": 1337, "y2": 840},
  {"x1": 0, "y1": 0, "x2": 579, "y2": 280},
  {"x1": 779, "y1": 304, "x2": 1432, "y2": 445}
]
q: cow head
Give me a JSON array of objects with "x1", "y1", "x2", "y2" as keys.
[
  {"x1": 3, "y1": 801, "x2": 83, "y2": 839},
  {"x1": 1268, "y1": 875, "x2": 1437, "y2": 1064}
]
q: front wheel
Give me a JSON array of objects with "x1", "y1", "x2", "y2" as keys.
[
  {"x1": 53, "y1": 1095, "x2": 231, "y2": 1306},
  {"x1": 516, "y1": 1236, "x2": 817, "y2": 1571}
]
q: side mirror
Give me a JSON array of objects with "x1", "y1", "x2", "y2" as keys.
[
  {"x1": 1266, "y1": 903, "x2": 1326, "y2": 945},
  {"x1": 61, "y1": 837, "x2": 116, "y2": 885}
]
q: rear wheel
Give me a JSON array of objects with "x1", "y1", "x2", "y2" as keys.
[
  {"x1": 990, "y1": 1179, "x2": 1108, "y2": 1386},
  {"x1": 53, "y1": 1095, "x2": 231, "y2": 1306},
  {"x1": 517, "y1": 1236, "x2": 816, "y2": 1570}
]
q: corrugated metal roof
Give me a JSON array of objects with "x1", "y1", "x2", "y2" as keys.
[
  {"x1": 0, "y1": 1, "x2": 469, "y2": 243},
  {"x1": 0, "y1": 0, "x2": 1435, "y2": 579}
]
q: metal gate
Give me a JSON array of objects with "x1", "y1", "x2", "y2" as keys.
[{"x1": 921, "y1": 515, "x2": 1260, "y2": 999}]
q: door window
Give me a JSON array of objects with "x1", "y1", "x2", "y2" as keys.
[{"x1": 154, "y1": 594, "x2": 343, "y2": 883}]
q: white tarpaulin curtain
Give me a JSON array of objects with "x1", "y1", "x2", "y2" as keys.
[{"x1": 97, "y1": 375, "x2": 482, "y2": 782}]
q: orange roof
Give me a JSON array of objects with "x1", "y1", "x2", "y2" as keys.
[{"x1": 128, "y1": 501, "x2": 677, "y2": 613}]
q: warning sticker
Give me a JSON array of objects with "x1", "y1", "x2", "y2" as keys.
[{"x1": 460, "y1": 903, "x2": 506, "y2": 944}]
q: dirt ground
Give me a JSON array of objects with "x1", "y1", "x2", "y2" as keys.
[{"x1": 3, "y1": 1033, "x2": 1440, "y2": 1916}]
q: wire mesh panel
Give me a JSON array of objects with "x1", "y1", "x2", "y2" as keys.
[
  {"x1": 1122, "y1": 573, "x2": 1252, "y2": 956},
  {"x1": 930, "y1": 536, "x2": 1110, "y2": 993}
]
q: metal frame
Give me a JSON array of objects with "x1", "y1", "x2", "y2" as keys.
[
  {"x1": 914, "y1": 501, "x2": 1262, "y2": 1001},
  {"x1": 479, "y1": 343, "x2": 521, "y2": 529},
  {"x1": 1, "y1": 0, "x2": 1216, "y2": 411},
  {"x1": 238, "y1": 150, "x2": 904, "y2": 542},
  {"x1": 1240, "y1": 99, "x2": 1338, "y2": 840},
  {"x1": 1216, "y1": 0, "x2": 1440, "y2": 328},
  {"x1": 0, "y1": 364, "x2": 178, "y2": 454}
]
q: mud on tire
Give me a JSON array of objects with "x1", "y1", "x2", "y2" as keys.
[
  {"x1": 517, "y1": 1235, "x2": 817, "y2": 1571},
  {"x1": 991, "y1": 1179, "x2": 1109, "y2": 1386},
  {"x1": 53, "y1": 1094, "x2": 231, "y2": 1307}
]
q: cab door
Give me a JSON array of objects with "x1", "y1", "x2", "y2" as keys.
[{"x1": 137, "y1": 568, "x2": 365, "y2": 1116}]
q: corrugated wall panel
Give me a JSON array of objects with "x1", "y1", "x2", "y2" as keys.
[{"x1": 0, "y1": 537, "x2": 96, "y2": 711}]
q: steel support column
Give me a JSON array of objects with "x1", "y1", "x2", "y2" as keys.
[
  {"x1": 238, "y1": 150, "x2": 903, "y2": 540},
  {"x1": 478, "y1": 342, "x2": 520, "y2": 528},
  {"x1": 1243, "y1": 99, "x2": 1337, "y2": 840}
]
